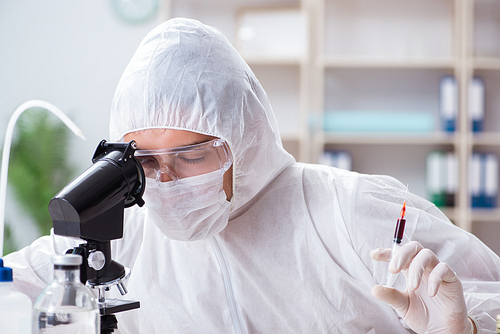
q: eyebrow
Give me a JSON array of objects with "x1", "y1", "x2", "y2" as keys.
[
  {"x1": 136, "y1": 138, "x2": 215, "y2": 152},
  {"x1": 184, "y1": 138, "x2": 214, "y2": 146}
]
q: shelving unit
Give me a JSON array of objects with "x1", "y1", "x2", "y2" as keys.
[
  {"x1": 467, "y1": 0, "x2": 500, "y2": 253},
  {"x1": 306, "y1": 0, "x2": 500, "y2": 250},
  {"x1": 310, "y1": 0, "x2": 500, "y2": 252},
  {"x1": 311, "y1": 0, "x2": 461, "y2": 220},
  {"x1": 169, "y1": 0, "x2": 500, "y2": 253},
  {"x1": 234, "y1": 5, "x2": 312, "y2": 162}
]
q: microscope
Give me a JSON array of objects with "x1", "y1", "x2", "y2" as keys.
[{"x1": 48, "y1": 140, "x2": 146, "y2": 334}]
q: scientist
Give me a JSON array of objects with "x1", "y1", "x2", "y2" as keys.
[{"x1": 5, "y1": 18, "x2": 500, "y2": 333}]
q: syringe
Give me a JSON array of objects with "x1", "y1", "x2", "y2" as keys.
[{"x1": 385, "y1": 187, "x2": 408, "y2": 288}]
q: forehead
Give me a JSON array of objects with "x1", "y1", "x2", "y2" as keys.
[{"x1": 124, "y1": 129, "x2": 217, "y2": 150}]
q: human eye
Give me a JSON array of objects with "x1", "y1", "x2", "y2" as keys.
[
  {"x1": 138, "y1": 157, "x2": 159, "y2": 177},
  {"x1": 176, "y1": 153, "x2": 206, "y2": 165},
  {"x1": 138, "y1": 157, "x2": 157, "y2": 168}
]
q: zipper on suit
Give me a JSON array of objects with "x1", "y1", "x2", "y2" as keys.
[{"x1": 209, "y1": 237, "x2": 246, "y2": 334}]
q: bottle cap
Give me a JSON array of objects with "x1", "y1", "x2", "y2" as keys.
[
  {"x1": 0, "y1": 258, "x2": 13, "y2": 282},
  {"x1": 51, "y1": 254, "x2": 82, "y2": 266}
]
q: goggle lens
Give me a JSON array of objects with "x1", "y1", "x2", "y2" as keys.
[{"x1": 135, "y1": 138, "x2": 232, "y2": 182}]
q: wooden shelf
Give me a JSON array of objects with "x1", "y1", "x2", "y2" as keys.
[
  {"x1": 474, "y1": 57, "x2": 500, "y2": 70},
  {"x1": 471, "y1": 132, "x2": 500, "y2": 146},
  {"x1": 320, "y1": 56, "x2": 456, "y2": 69},
  {"x1": 471, "y1": 208, "x2": 500, "y2": 222},
  {"x1": 322, "y1": 132, "x2": 457, "y2": 146},
  {"x1": 245, "y1": 56, "x2": 305, "y2": 66},
  {"x1": 281, "y1": 134, "x2": 301, "y2": 142}
]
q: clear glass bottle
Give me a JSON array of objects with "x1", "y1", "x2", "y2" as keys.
[
  {"x1": 33, "y1": 254, "x2": 100, "y2": 334},
  {"x1": 0, "y1": 258, "x2": 32, "y2": 334}
]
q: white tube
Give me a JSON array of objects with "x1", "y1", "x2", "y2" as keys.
[
  {"x1": 385, "y1": 242, "x2": 402, "y2": 288},
  {"x1": 0, "y1": 100, "x2": 85, "y2": 257}
]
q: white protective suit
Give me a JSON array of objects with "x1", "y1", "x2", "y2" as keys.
[{"x1": 5, "y1": 18, "x2": 500, "y2": 333}]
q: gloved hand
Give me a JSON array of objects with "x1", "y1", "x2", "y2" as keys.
[{"x1": 371, "y1": 241, "x2": 476, "y2": 334}]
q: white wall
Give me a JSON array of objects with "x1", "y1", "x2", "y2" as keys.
[
  {"x1": 0, "y1": 0, "x2": 168, "y2": 247},
  {"x1": 0, "y1": 0, "x2": 169, "y2": 170}
]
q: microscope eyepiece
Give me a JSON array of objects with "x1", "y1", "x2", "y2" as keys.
[{"x1": 49, "y1": 140, "x2": 145, "y2": 241}]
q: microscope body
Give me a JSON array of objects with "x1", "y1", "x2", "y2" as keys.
[{"x1": 48, "y1": 140, "x2": 145, "y2": 332}]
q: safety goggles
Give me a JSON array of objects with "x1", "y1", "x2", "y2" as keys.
[{"x1": 134, "y1": 138, "x2": 232, "y2": 183}]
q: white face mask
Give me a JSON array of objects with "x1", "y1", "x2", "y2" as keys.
[{"x1": 143, "y1": 170, "x2": 231, "y2": 241}]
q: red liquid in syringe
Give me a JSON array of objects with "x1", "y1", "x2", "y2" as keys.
[{"x1": 393, "y1": 201, "x2": 406, "y2": 244}]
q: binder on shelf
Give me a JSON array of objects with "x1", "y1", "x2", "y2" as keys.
[
  {"x1": 439, "y1": 76, "x2": 457, "y2": 132},
  {"x1": 469, "y1": 77, "x2": 485, "y2": 133},
  {"x1": 469, "y1": 153, "x2": 483, "y2": 208},
  {"x1": 426, "y1": 151, "x2": 446, "y2": 207},
  {"x1": 426, "y1": 151, "x2": 457, "y2": 207},
  {"x1": 322, "y1": 111, "x2": 435, "y2": 133},
  {"x1": 320, "y1": 150, "x2": 352, "y2": 171},
  {"x1": 484, "y1": 153, "x2": 498, "y2": 208},
  {"x1": 469, "y1": 152, "x2": 498, "y2": 208},
  {"x1": 445, "y1": 152, "x2": 457, "y2": 207}
]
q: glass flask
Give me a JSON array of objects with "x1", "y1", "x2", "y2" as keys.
[{"x1": 33, "y1": 254, "x2": 100, "y2": 334}]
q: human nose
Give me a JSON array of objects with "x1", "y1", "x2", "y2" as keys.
[
  {"x1": 155, "y1": 165, "x2": 178, "y2": 183},
  {"x1": 158, "y1": 171, "x2": 173, "y2": 182}
]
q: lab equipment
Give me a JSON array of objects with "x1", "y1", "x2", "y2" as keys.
[
  {"x1": 49, "y1": 140, "x2": 145, "y2": 333},
  {"x1": 386, "y1": 190, "x2": 408, "y2": 288},
  {"x1": 33, "y1": 254, "x2": 99, "y2": 333},
  {"x1": 135, "y1": 138, "x2": 232, "y2": 183},
  {"x1": 0, "y1": 258, "x2": 32, "y2": 334}
]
